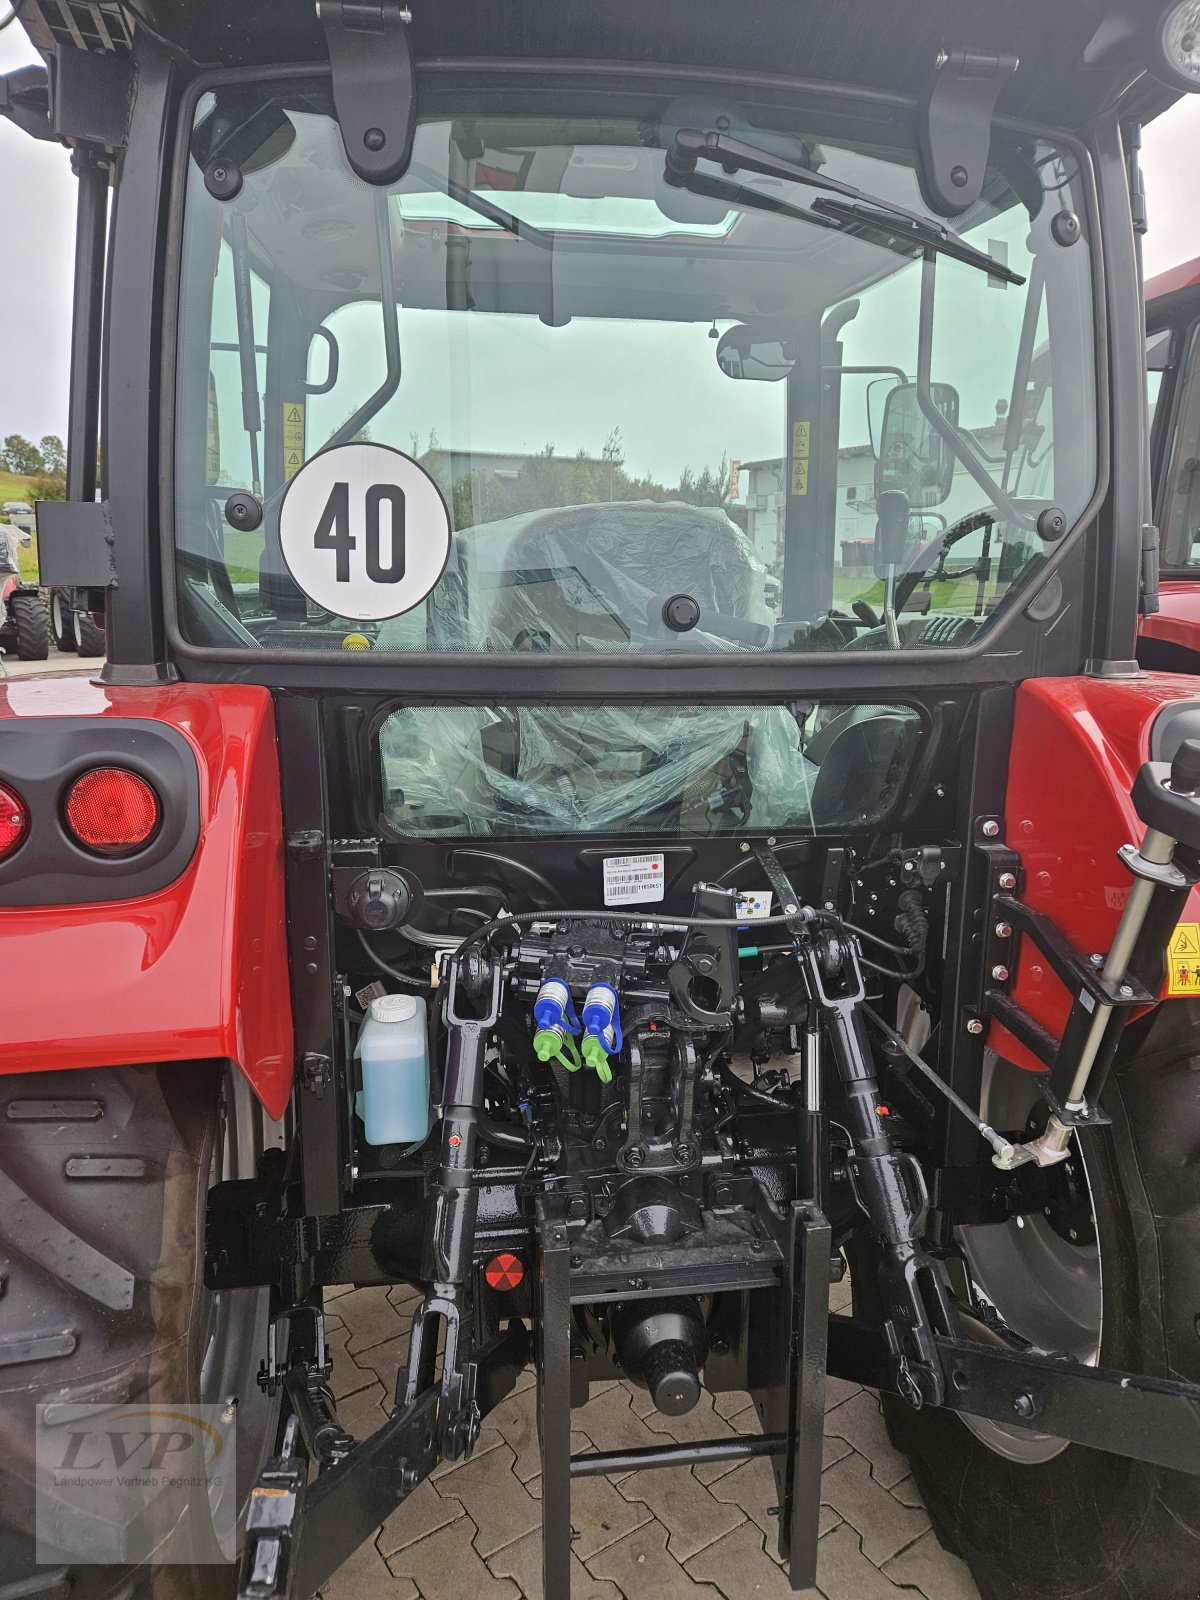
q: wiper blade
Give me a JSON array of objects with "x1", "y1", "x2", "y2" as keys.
[
  {"x1": 664, "y1": 128, "x2": 1024, "y2": 286},
  {"x1": 811, "y1": 197, "x2": 1024, "y2": 286}
]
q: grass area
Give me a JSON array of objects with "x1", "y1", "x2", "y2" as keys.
[
  {"x1": 832, "y1": 571, "x2": 981, "y2": 615},
  {"x1": 0, "y1": 470, "x2": 35, "y2": 504},
  {"x1": 0, "y1": 473, "x2": 41, "y2": 583}
]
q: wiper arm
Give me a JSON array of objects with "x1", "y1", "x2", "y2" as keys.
[
  {"x1": 664, "y1": 128, "x2": 1024, "y2": 286},
  {"x1": 405, "y1": 158, "x2": 556, "y2": 251}
]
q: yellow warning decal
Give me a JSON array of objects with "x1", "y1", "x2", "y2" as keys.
[
  {"x1": 790, "y1": 418, "x2": 811, "y2": 496},
  {"x1": 283, "y1": 402, "x2": 305, "y2": 480},
  {"x1": 1167, "y1": 922, "x2": 1200, "y2": 995}
]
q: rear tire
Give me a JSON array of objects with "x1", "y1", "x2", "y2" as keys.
[
  {"x1": 51, "y1": 589, "x2": 77, "y2": 653},
  {"x1": 0, "y1": 1064, "x2": 278, "y2": 1599},
  {"x1": 10, "y1": 590, "x2": 50, "y2": 660},
  {"x1": 74, "y1": 607, "x2": 107, "y2": 657},
  {"x1": 884, "y1": 1003, "x2": 1200, "y2": 1599}
]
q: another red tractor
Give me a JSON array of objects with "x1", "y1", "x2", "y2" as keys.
[
  {"x1": 3, "y1": 4, "x2": 1200, "y2": 1599},
  {"x1": 1141, "y1": 254, "x2": 1200, "y2": 669}
]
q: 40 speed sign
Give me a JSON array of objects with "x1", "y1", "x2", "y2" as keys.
[{"x1": 278, "y1": 442, "x2": 452, "y2": 621}]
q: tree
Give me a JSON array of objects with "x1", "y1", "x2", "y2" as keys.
[
  {"x1": 38, "y1": 435, "x2": 66, "y2": 476},
  {"x1": 1, "y1": 435, "x2": 44, "y2": 476},
  {"x1": 566, "y1": 449, "x2": 598, "y2": 505},
  {"x1": 30, "y1": 472, "x2": 66, "y2": 502}
]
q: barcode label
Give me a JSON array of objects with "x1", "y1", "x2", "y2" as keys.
[{"x1": 603, "y1": 853, "x2": 665, "y2": 906}]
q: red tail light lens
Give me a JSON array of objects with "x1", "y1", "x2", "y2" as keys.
[
  {"x1": 65, "y1": 768, "x2": 160, "y2": 857},
  {"x1": 0, "y1": 782, "x2": 28, "y2": 860}
]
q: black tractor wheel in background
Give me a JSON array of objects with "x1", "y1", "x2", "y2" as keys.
[
  {"x1": 74, "y1": 606, "x2": 107, "y2": 656},
  {"x1": 51, "y1": 588, "x2": 77, "y2": 652},
  {"x1": 10, "y1": 589, "x2": 50, "y2": 660},
  {"x1": 881, "y1": 1002, "x2": 1200, "y2": 1600},
  {"x1": 0, "y1": 1064, "x2": 280, "y2": 1599}
]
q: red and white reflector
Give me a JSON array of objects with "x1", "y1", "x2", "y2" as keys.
[
  {"x1": 484, "y1": 1252, "x2": 525, "y2": 1292},
  {"x1": 0, "y1": 782, "x2": 29, "y2": 860},
  {"x1": 64, "y1": 768, "x2": 160, "y2": 857}
]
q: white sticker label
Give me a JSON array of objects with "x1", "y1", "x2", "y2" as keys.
[
  {"x1": 735, "y1": 890, "x2": 774, "y2": 920},
  {"x1": 603, "y1": 853, "x2": 665, "y2": 906},
  {"x1": 278, "y1": 442, "x2": 452, "y2": 621}
]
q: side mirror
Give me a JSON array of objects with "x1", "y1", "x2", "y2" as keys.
[
  {"x1": 875, "y1": 381, "x2": 959, "y2": 508},
  {"x1": 716, "y1": 323, "x2": 800, "y2": 382},
  {"x1": 0, "y1": 67, "x2": 54, "y2": 144}
]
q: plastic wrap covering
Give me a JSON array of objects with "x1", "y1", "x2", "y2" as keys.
[
  {"x1": 378, "y1": 701, "x2": 923, "y2": 838},
  {"x1": 375, "y1": 499, "x2": 920, "y2": 837},
  {"x1": 379, "y1": 703, "x2": 821, "y2": 837},
  {"x1": 376, "y1": 500, "x2": 775, "y2": 655}
]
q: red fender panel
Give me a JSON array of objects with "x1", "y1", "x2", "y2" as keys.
[
  {"x1": 996, "y1": 671, "x2": 1200, "y2": 1072},
  {"x1": 1139, "y1": 580, "x2": 1200, "y2": 653},
  {"x1": 0, "y1": 678, "x2": 293, "y2": 1118}
]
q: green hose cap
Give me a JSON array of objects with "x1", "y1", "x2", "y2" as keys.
[
  {"x1": 534, "y1": 1026, "x2": 581, "y2": 1071},
  {"x1": 581, "y1": 1033, "x2": 613, "y2": 1084}
]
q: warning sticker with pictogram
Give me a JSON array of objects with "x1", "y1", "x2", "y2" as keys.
[
  {"x1": 283, "y1": 402, "x2": 305, "y2": 480},
  {"x1": 1167, "y1": 922, "x2": 1200, "y2": 995}
]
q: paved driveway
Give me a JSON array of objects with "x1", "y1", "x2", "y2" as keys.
[{"x1": 319, "y1": 1278, "x2": 980, "y2": 1600}]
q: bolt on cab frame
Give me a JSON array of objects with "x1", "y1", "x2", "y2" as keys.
[{"x1": 5, "y1": 4, "x2": 1200, "y2": 1598}]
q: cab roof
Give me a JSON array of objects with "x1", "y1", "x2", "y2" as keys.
[{"x1": 16, "y1": 0, "x2": 1181, "y2": 132}]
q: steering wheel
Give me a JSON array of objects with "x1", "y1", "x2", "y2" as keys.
[{"x1": 892, "y1": 505, "x2": 1002, "y2": 614}]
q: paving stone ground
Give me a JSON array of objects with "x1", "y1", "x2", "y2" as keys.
[{"x1": 318, "y1": 1278, "x2": 981, "y2": 1600}]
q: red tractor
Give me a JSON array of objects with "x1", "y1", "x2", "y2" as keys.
[
  {"x1": 3, "y1": 4, "x2": 1200, "y2": 1599},
  {"x1": 1142, "y1": 254, "x2": 1200, "y2": 669}
]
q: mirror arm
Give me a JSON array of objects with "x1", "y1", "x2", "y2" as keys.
[
  {"x1": 835, "y1": 365, "x2": 909, "y2": 384},
  {"x1": 326, "y1": 191, "x2": 402, "y2": 450},
  {"x1": 916, "y1": 253, "x2": 1034, "y2": 529},
  {"x1": 1002, "y1": 255, "x2": 1047, "y2": 467}
]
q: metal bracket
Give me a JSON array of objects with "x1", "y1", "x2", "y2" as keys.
[
  {"x1": 318, "y1": 0, "x2": 417, "y2": 185},
  {"x1": 257, "y1": 1305, "x2": 327, "y2": 1398},
  {"x1": 918, "y1": 46, "x2": 1018, "y2": 216},
  {"x1": 33, "y1": 500, "x2": 116, "y2": 589}
]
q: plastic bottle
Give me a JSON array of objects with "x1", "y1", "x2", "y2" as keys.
[
  {"x1": 533, "y1": 977, "x2": 580, "y2": 1035},
  {"x1": 355, "y1": 992, "x2": 430, "y2": 1146}
]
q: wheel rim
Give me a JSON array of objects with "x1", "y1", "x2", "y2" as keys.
[
  {"x1": 51, "y1": 592, "x2": 67, "y2": 639},
  {"x1": 955, "y1": 1052, "x2": 1103, "y2": 1464}
]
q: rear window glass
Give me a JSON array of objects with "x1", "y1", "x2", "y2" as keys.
[{"x1": 377, "y1": 701, "x2": 921, "y2": 838}]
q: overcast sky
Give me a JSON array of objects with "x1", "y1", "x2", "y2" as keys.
[{"x1": 3, "y1": 21, "x2": 1200, "y2": 448}]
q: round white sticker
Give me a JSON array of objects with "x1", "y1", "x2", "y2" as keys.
[{"x1": 277, "y1": 443, "x2": 452, "y2": 621}]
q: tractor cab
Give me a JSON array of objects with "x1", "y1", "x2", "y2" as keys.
[{"x1": 4, "y1": 5, "x2": 1200, "y2": 1600}]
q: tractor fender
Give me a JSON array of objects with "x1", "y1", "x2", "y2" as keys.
[
  {"x1": 0, "y1": 678, "x2": 293, "y2": 1117},
  {"x1": 996, "y1": 671, "x2": 1200, "y2": 1072}
]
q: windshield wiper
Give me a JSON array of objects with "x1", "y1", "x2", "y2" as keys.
[
  {"x1": 664, "y1": 129, "x2": 1025, "y2": 286},
  {"x1": 810, "y1": 197, "x2": 1023, "y2": 286}
]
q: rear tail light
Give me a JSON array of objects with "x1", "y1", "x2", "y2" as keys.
[
  {"x1": 0, "y1": 782, "x2": 29, "y2": 861},
  {"x1": 64, "y1": 768, "x2": 160, "y2": 857}
]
